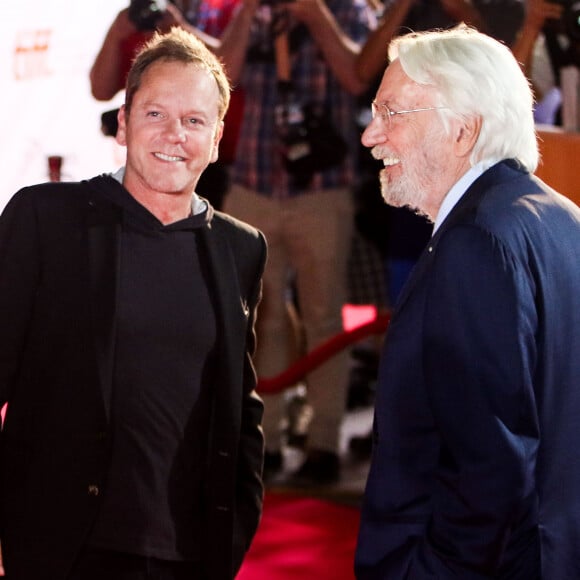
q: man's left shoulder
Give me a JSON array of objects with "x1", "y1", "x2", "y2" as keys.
[
  {"x1": 209, "y1": 210, "x2": 266, "y2": 255},
  {"x1": 208, "y1": 211, "x2": 267, "y2": 286},
  {"x1": 473, "y1": 161, "x2": 547, "y2": 216},
  {"x1": 484, "y1": 163, "x2": 574, "y2": 217},
  {"x1": 473, "y1": 163, "x2": 580, "y2": 244},
  {"x1": 211, "y1": 209, "x2": 261, "y2": 237}
]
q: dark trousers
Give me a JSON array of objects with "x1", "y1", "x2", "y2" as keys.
[{"x1": 67, "y1": 547, "x2": 206, "y2": 580}]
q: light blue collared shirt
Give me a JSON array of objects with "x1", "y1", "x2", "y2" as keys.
[{"x1": 432, "y1": 159, "x2": 499, "y2": 235}]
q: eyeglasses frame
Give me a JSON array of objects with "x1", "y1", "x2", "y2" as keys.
[{"x1": 371, "y1": 101, "x2": 448, "y2": 127}]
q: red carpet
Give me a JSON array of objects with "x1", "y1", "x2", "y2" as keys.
[{"x1": 238, "y1": 492, "x2": 360, "y2": 580}]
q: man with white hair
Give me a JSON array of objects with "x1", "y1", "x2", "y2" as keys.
[{"x1": 355, "y1": 25, "x2": 580, "y2": 579}]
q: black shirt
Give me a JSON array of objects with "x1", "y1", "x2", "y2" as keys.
[{"x1": 88, "y1": 179, "x2": 217, "y2": 561}]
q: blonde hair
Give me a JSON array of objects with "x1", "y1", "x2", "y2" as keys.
[{"x1": 125, "y1": 27, "x2": 231, "y2": 121}]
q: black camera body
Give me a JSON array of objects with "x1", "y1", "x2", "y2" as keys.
[
  {"x1": 275, "y1": 83, "x2": 348, "y2": 189},
  {"x1": 128, "y1": 0, "x2": 168, "y2": 31},
  {"x1": 550, "y1": 0, "x2": 580, "y2": 41}
]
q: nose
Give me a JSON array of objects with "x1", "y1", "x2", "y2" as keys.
[
  {"x1": 165, "y1": 118, "x2": 186, "y2": 143},
  {"x1": 361, "y1": 117, "x2": 386, "y2": 149}
]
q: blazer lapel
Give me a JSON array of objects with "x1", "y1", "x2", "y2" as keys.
[
  {"x1": 392, "y1": 240, "x2": 435, "y2": 313},
  {"x1": 198, "y1": 222, "x2": 249, "y2": 428},
  {"x1": 86, "y1": 196, "x2": 121, "y2": 420},
  {"x1": 199, "y1": 222, "x2": 248, "y2": 356}
]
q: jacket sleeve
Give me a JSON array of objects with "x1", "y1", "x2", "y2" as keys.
[
  {"x1": 0, "y1": 188, "x2": 41, "y2": 407},
  {"x1": 412, "y1": 224, "x2": 539, "y2": 578},
  {"x1": 232, "y1": 230, "x2": 267, "y2": 574}
]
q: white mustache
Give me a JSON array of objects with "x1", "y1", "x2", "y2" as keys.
[{"x1": 371, "y1": 146, "x2": 397, "y2": 160}]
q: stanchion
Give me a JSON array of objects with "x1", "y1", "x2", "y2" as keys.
[{"x1": 257, "y1": 311, "x2": 391, "y2": 394}]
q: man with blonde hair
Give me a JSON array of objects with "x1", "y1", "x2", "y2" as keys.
[{"x1": 0, "y1": 28, "x2": 266, "y2": 580}]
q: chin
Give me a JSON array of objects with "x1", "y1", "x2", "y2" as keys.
[
  {"x1": 380, "y1": 174, "x2": 408, "y2": 208},
  {"x1": 150, "y1": 175, "x2": 190, "y2": 195},
  {"x1": 380, "y1": 177, "x2": 426, "y2": 218}
]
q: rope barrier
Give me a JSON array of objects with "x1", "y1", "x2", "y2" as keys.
[{"x1": 257, "y1": 311, "x2": 391, "y2": 394}]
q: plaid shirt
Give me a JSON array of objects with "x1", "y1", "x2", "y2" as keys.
[{"x1": 232, "y1": 0, "x2": 375, "y2": 198}]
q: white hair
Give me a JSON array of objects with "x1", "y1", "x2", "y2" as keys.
[{"x1": 389, "y1": 25, "x2": 539, "y2": 172}]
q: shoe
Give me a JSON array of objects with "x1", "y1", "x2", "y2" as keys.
[
  {"x1": 284, "y1": 392, "x2": 313, "y2": 449},
  {"x1": 263, "y1": 450, "x2": 283, "y2": 481},
  {"x1": 289, "y1": 449, "x2": 340, "y2": 486}
]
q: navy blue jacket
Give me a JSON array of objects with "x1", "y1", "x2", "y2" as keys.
[{"x1": 356, "y1": 161, "x2": 580, "y2": 579}]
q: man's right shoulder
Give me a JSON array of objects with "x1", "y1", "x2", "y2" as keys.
[
  {"x1": 10, "y1": 180, "x2": 91, "y2": 204},
  {"x1": 6, "y1": 176, "x2": 113, "y2": 214}
]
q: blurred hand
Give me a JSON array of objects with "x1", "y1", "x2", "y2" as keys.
[
  {"x1": 286, "y1": 0, "x2": 327, "y2": 27},
  {"x1": 158, "y1": 2, "x2": 190, "y2": 32},
  {"x1": 439, "y1": 0, "x2": 484, "y2": 26},
  {"x1": 111, "y1": 7, "x2": 140, "y2": 39},
  {"x1": 440, "y1": 0, "x2": 473, "y2": 13},
  {"x1": 525, "y1": 0, "x2": 564, "y2": 31},
  {"x1": 241, "y1": 0, "x2": 262, "y2": 16}
]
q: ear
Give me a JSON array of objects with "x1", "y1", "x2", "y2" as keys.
[
  {"x1": 210, "y1": 120, "x2": 224, "y2": 164},
  {"x1": 116, "y1": 105, "x2": 128, "y2": 147},
  {"x1": 452, "y1": 115, "x2": 482, "y2": 159}
]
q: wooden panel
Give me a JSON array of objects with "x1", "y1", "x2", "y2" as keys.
[{"x1": 535, "y1": 127, "x2": 580, "y2": 206}]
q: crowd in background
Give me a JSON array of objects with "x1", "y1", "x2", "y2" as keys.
[
  {"x1": 3, "y1": 1, "x2": 580, "y2": 578},
  {"x1": 89, "y1": 0, "x2": 573, "y2": 486}
]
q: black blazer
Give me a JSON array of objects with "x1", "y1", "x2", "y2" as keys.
[
  {"x1": 0, "y1": 176, "x2": 267, "y2": 580},
  {"x1": 355, "y1": 161, "x2": 580, "y2": 579}
]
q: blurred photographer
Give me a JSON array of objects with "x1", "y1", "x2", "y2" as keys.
[
  {"x1": 216, "y1": 0, "x2": 375, "y2": 485},
  {"x1": 511, "y1": 0, "x2": 564, "y2": 123},
  {"x1": 510, "y1": 0, "x2": 580, "y2": 127},
  {"x1": 542, "y1": 0, "x2": 580, "y2": 68}
]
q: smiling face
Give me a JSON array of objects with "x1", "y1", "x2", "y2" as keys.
[
  {"x1": 362, "y1": 60, "x2": 473, "y2": 222},
  {"x1": 116, "y1": 59, "x2": 223, "y2": 207}
]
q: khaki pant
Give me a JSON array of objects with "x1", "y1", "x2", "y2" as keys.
[{"x1": 224, "y1": 185, "x2": 354, "y2": 453}]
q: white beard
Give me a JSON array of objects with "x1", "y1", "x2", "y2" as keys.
[{"x1": 378, "y1": 164, "x2": 431, "y2": 222}]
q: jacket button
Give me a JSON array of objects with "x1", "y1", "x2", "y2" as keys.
[{"x1": 88, "y1": 485, "x2": 100, "y2": 496}]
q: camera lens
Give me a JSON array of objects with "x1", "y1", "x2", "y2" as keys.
[
  {"x1": 128, "y1": 0, "x2": 168, "y2": 31},
  {"x1": 565, "y1": 1, "x2": 580, "y2": 41}
]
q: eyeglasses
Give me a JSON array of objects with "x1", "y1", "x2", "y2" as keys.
[{"x1": 371, "y1": 101, "x2": 447, "y2": 128}]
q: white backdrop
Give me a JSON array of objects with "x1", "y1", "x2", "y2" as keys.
[{"x1": 2, "y1": 0, "x2": 131, "y2": 211}]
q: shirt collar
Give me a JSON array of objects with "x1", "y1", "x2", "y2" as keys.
[
  {"x1": 111, "y1": 166, "x2": 208, "y2": 216},
  {"x1": 432, "y1": 159, "x2": 499, "y2": 234}
]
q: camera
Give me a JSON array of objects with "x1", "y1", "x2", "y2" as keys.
[
  {"x1": 275, "y1": 89, "x2": 347, "y2": 189},
  {"x1": 128, "y1": 0, "x2": 168, "y2": 31},
  {"x1": 549, "y1": 0, "x2": 580, "y2": 41},
  {"x1": 564, "y1": 2, "x2": 580, "y2": 41}
]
